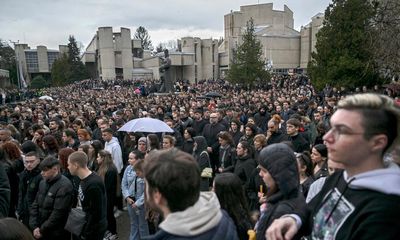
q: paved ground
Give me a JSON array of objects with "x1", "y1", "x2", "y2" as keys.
[{"x1": 116, "y1": 210, "x2": 131, "y2": 240}]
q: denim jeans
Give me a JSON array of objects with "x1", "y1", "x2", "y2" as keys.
[{"x1": 127, "y1": 204, "x2": 149, "y2": 240}]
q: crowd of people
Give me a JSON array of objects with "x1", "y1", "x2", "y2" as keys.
[{"x1": 0, "y1": 74, "x2": 399, "y2": 240}]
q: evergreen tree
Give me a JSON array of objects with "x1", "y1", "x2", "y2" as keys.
[
  {"x1": 0, "y1": 40, "x2": 18, "y2": 86},
  {"x1": 30, "y1": 75, "x2": 48, "y2": 89},
  {"x1": 227, "y1": 18, "x2": 270, "y2": 86},
  {"x1": 308, "y1": 0, "x2": 381, "y2": 90},
  {"x1": 51, "y1": 35, "x2": 88, "y2": 86},
  {"x1": 134, "y1": 26, "x2": 153, "y2": 50},
  {"x1": 51, "y1": 54, "x2": 69, "y2": 86}
]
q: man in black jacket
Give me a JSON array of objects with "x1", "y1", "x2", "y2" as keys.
[
  {"x1": 267, "y1": 93, "x2": 400, "y2": 240},
  {"x1": 202, "y1": 112, "x2": 227, "y2": 171},
  {"x1": 30, "y1": 156, "x2": 73, "y2": 240},
  {"x1": 18, "y1": 151, "x2": 42, "y2": 227}
]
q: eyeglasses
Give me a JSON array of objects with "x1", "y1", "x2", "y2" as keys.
[{"x1": 325, "y1": 125, "x2": 364, "y2": 141}]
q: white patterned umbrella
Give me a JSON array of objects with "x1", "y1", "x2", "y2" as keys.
[{"x1": 118, "y1": 117, "x2": 173, "y2": 133}]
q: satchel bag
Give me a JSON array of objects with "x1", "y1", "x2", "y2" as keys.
[
  {"x1": 201, "y1": 167, "x2": 213, "y2": 178},
  {"x1": 65, "y1": 208, "x2": 86, "y2": 236},
  {"x1": 200, "y1": 151, "x2": 213, "y2": 178}
]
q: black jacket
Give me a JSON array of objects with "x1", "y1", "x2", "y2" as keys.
[
  {"x1": 30, "y1": 174, "x2": 74, "y2": 240},
  {"x1": 233, "y1": 155, "x2": 257, "y2": 186},
  {"x1": 256, "y1": 144, "x2": 304, "y2": 240},
  {"x1": 0, "y1": 162, "x2": 10, "y2": 218},
  {"x1": 18, "y1": 166, "x2": 42, "y2": 225},
  {"x1": 202, "y1": 122, "x2": 227, "y2": 154},
  {"x1": 218, "y1": 145, "x2": 236, "y2": 173},
  {"x1": 267, "y1": 130, "x2": 289, "y2": 145},
  {"x1": 289, "y1": 134, "x2": 310, "y2": 153}
]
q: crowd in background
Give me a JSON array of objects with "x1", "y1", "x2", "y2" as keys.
[{"x1": 0, "y1": 74, "x2": 399, "y2": 240}]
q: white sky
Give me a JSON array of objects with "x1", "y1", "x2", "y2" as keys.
[{"x1": 0, "y1": 0, "x2": 331, "y2": 50}]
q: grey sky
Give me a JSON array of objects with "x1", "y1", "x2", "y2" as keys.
[{"x1": 0, "y1": 0, "x2": 331, "y2": 50}]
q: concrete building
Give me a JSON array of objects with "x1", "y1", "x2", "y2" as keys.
[
  {"x1": 300, "y1": 13, "x2": 325, "y2": 69},
  {"x1": 14, "y1": 44, "x2": 67, "y2": 83},
  {"x1": 81, "y1": 3, "x2": 323, "y2": 82},
  {"x1": 82, "y1": 27, "x2": 134, "y2": 80},
  {"x1": 82, "y1": 27, "x2": 219, "y2": 83},
  {"x1": 219, "y1": 3, "x2": 323, "y2": 75}
]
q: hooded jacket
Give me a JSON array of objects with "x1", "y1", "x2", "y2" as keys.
[
  {"x1": 255, "y1": 143, "x2": 304, "y2": 240},
  {"x1": 104, "y1": 136, "x2": 123, "y2": 173},
  {"x1": 301, "y1": 162, "x2": 400, "y2": 239},
  {"x1": 193, "y1": 136, "x2": 212, "y2": 191},
  {"x1": 146, "y1": 192, "x2": 238, "y2": 240}
]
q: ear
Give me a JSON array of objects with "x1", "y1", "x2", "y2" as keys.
[
  {"x1": 369, "y1": 134, "x2": 388, "y2": 154},
  {"x1": 153, "y1": 190, "x2": 163, "y2": 206}
]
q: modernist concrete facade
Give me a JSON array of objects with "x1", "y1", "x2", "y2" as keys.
[
  {"x1": 82, "y1": 27, "x2": 134, "y2": 80},
  {"x1": 82, "y1": 27, "x2": 219, "y2": 83},
  {"x1": 14, "y1": 44, "x2": 68, "y2": 83},
  {"x1": 82, "y1": 3, "x2": 324, "y2": 82},
  {"x1": 219, "y1": 3, "x2": 323, "y2": 75}
]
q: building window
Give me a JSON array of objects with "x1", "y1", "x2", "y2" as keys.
[
  {"x1": 47, "y1": 52, "x2": 59, "y2": 70},
  {"x1": 25, "y1": 52, "x2": 39, "y2": 72}
]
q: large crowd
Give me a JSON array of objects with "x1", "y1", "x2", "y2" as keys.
[{"x1": 0, "y1": 74, "x2": 399, "y2": 240}]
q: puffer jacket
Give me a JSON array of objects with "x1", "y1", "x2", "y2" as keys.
[{"x1": 29, "y1": 174, "x2": 74, "y2": 240}]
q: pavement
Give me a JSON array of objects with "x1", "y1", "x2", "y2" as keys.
[{"x1": 116, "y1": 210, "x2": 131, "y2": 240}]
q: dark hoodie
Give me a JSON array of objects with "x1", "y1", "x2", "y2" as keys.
[
  {"x1": 193, "y1": 136, "x2": 211, "y2": 191},
  {"x1": 299, "y1": 162, "x2": 400, "y2": 239},
  {"x1": 255, "y1": 143, "x2": 304, "y2": 240}
]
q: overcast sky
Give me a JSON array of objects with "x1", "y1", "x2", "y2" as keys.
[{"x1": 1, "y1": 0, "x2": 331, "y2": 50}]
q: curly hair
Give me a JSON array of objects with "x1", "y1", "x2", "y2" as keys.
[
  {"x1": 1, "y1": 142, "x2": 21, "y2": 160},
  {"x1": 42, "y1": 135, "x2": 60, "y2": 154},
  {"x1": 58, "y1": 147, "x2": 75, "y2": 170}
]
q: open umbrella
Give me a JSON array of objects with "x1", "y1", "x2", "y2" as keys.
[
  {"x1": 118, "y1": 117, "x2": 174, "y2": 133},
  {"x1": 205, "y1": 91, "x2": 222, "y2": 98},
  {"x1": 39, "y1": 95, "x2": 53, "y2": 101}
]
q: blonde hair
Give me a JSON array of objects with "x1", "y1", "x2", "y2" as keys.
[{"x1": 338, "y1": 93, "x2": 400, "y2": 153}]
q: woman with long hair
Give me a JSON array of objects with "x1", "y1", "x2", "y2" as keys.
[
  {"x1": 0, "y1": 142, "x2": 24, "y2": 218},
  {"x1": 58, "y1": 148, "x2": 79, "y2": 207},
  {"x1": 296, "y1": 151, "x2": 314, "y2": 197},
  {"x1": 213, "y1": 172, "x2": 253, "y2": 240},
  {"x1": 311, "y1": 144, "x2": 329, "y2": 180},
  {"x1": 146, "y1": 134, "x2": 160, "y2": 153},
  {"x1": 89, "y1": 140, "x2": 103, "y2": 171},
  {"x1": 182, "y1": 127, "x2": 195, "y2": 154},
  {"x1": 247, "y1": 134, "x2": 267, "y2": 211},
  {"x1": 217, "y1": 131, "x2": 236, "y2": 173},
  {"x1": 42, "y1": 135, "x2": 59, "y2": 158},
  {"x1": 121, "y1": 151, "x2": 149, "y2": 240},
  {"x1": 97, "y1": 150, "x2": 119, "y2": 239}
]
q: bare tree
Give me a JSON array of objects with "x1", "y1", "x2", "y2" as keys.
[{"x1": 370, "y1": 0, "x2": 400, "y2": 79}]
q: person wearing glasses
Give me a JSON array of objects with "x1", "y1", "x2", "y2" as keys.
[{"x1": 266, "y1": 93, "x2": 400, "y2": 240}]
